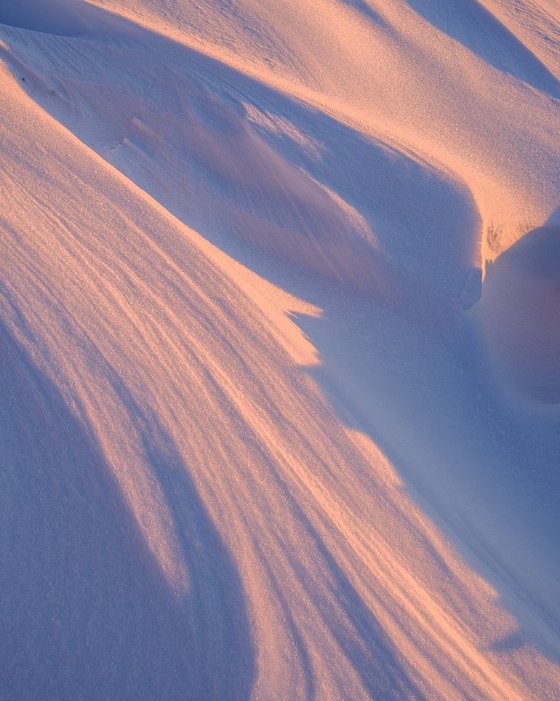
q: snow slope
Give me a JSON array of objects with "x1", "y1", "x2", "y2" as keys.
[{"x1": 1, "y1": 1, "x2": 559, "y2": 699}]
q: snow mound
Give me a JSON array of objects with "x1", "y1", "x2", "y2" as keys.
[
  {"x1": 481, "y1": 226, "x2": 560, "y2": 403},
  {"x1": 2, "y1": 0, "x2": 560, "y2": 698}
]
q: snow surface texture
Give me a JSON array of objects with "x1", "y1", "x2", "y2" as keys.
[{"x1": 1, "y1": 0, "x2": 559, "y2": 698}]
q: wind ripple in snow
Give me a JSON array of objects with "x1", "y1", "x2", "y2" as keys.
[{"x1": 1, "y1": 1, "x2": 560, "y2": 699}]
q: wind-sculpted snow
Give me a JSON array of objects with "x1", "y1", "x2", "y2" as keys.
[
  {"x1": 0, "y1": 8, "x2": 480, "y2": 305},
  {"x1": 0, "y1": 320, "x2": 255, "y2": 699},
  {"x1": 85, "y1": 0, "x2": 560, "y2": 255},
  {"x1": 406, "y1": 0, "x2": 560, "y2": 96},
  {"x1": 1, "y1": 1, "x2": 560, "y2": 699}
]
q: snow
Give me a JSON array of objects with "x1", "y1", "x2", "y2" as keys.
[{"x1": 1, "y1": 0, "x2": 559, "y2": 698}]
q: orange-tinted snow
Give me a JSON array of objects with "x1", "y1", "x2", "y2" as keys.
[
  {"x1": 89, "y1": 0, "x2": 560, "y2": 258},
  {"x1": 1, "y1": 2, "x2": 559, "y2": 699}
]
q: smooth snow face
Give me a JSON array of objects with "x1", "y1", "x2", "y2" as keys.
[
  {"x1": 1, "y1": 1, "x2": 560, "y2": 699},
  {"x1": 0, "y1": 0, "x2": 93, "y2": 35},
  {"x1": 481, "y1": 226, "x2": 560, "y2": 403}
]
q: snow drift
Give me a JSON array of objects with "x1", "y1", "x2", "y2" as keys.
[
  {"x1": 1, "y1": 0, "x2": 560, "y2": 698},
  {"x1": 481, "y1": 225, "x2": 560, "y2": 403}
]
